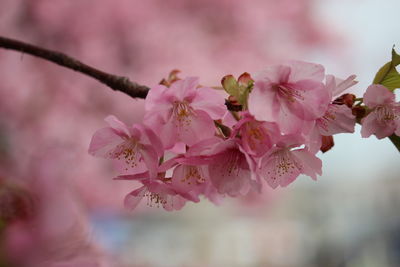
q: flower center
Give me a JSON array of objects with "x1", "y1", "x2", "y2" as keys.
[
  {"x1": 267, "y1": 149, "x2": 302, "y2": 181},
  {"x1": 375, "y1": 105, "x2": 397, "y2": 123},
  {"x1": 172, "y1": 101, "x2": 194, "y2": 127},
  {"x1": 275, "y1": 84, "x2": 305, "y2": 103},
  {"x1": 144, "y1": 191, "x2": 167, "y2": 208},
  {"x1": 245, "y1": 122, "x2": 268, "y2": 149},
  {"x1": 221, "y1": 149, "x2": 242, "y2": 177},
  {"x1": 181, "y1": 166, "x2": 206, "y2": 185},
  {"x1": 109, "y1": 139, "x2": 140, "y2": 170},
  {"x1": 317, "y1": 110, "x2": 336, "y2": 132}
]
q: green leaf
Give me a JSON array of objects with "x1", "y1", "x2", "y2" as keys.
[
  {"x1": 221, "y1": 75, "x2": 239, "y2": 96},
  {"x1": 373, "y1": 47, "x2": 400, "y2": 91}
]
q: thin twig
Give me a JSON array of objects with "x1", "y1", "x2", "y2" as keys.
[
  {"x1": 0, "y1": 35, "x2": 240, "y2": 112},
  {"x1": 0, "y1": 36, "x2": 150, "y2": 98}
]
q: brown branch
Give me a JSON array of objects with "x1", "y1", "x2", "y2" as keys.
[{"x1": 0, "y1": 36, "x2": 150, "y2": 98}]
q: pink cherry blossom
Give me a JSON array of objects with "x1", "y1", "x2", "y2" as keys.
[
  {"x1": 184, "y1": 138, "x2": 256, "y2": 197},
  {"x1": 232, "y1": 112, "x2": 280, "y2": 157},
  {"x1": 307, "y1": 104, "x2": 356, "y2": 153},
  {"x1": 144, "y1": 77, "x2": 226, "y2": 149},
  {"x1": 307, "y1": 75, "x2": 357, "y2": 152},
  {"x1": 361, "y1": 84, "x2": 400, "y2": 139},
  {"x1": 88, "y1": 115, "x2": 162, "y2": 178},
  {"x1": 124, "y1": 181, "x2": 188, "y2": 212},
  {"x1": 258, "y1": 135, "x2": 322, "y2": 189},
  {"x1": 116, "y1": 168, "x2": 199, "y2": 211},
  {"x1": 248, "y1": 61, "x2": 330, "y2": 134}
]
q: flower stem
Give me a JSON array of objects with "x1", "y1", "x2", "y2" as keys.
[{"x1": 389, "y1": 134, "x2": 400, "y2": 152}]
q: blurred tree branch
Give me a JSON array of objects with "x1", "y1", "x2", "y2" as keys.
[{"x1": 0, "y1": 36, "x2": 150, "y2": 98}]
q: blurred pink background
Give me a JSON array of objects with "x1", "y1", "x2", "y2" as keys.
[{"x1": 0, "y1": 0, "x2": 399, "y2": 266}]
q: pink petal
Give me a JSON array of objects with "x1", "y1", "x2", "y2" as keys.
[
  {"x1": 318, "y1": 104, "x2": 355, "y2": 136},
  {"x1": 191, "y1": 87, "x2": 226, "y2": 120},
  {"x1": 255, "y1": 65, "x2": 291, "y2": 84},
  {"x1": 162, "y1": 195, "x2": 187, "y2": 211},
  {"x1": 114, "y1": 172, "x2": 150, "y2": 180},
  {"x1": 158, "y1": 113, "x2": 179, "y2": 149},
  {"x1": 360, "y1": 113, "x2": 378, "y2": 138},
  {"x1": 208, "y1": 150, "x2": 251, "y2": 197},
  {"x1": 171, "y1": 164, "x2": 207, "y2": 202},
  {"x1": 239, "y1": 120, "x2": 280, "y2": 157},
  {"x1": 135, "y1": 124, "x2": 164, "y2": 156},
  {"x1": 374, "y1": 122, "x2": 397, "y2": 139},
  {"x1": 292, "y1": 149, "x2": 322, "y2": 180},
  {"x1": 287, "y1": 61, "x2": 325, "y2": 82},
  {"x1": 104, "y1": 115, "x2": 130, "y2": 137},
  {"x1": 248, "y1": 80, "x2": 280, "y2": 122},
  {"x1": 277, "y1": 102, "x2": 304, "y2": 134},
  {"x1": 177, "y1": 109, "x2": 216, "y2": 147},
  {"x1": 306, "y1": 124, "x2": 323, "y2": 154},
  {"x1": 330, "y1": 74, "x2": 358, "y2": 98},
  {"x1": 363, "y1": 84, "x2": 395, "y2": 108},
  {"x1": 145, "y1": 84, "x2": 172, "y2": 114},
  {"x1": 260, "y1": 150, "x2": 301, "y2": 189},
  {"x1": 360, "y1": 112, "x2": 395, "y2": 139},
  {"x1": 124, "y1": 186, "x2": 147, "y2": 210},
  {"x1": 88, "y1": 127, "x2": 124, "y2": 158},
  {"x1": 140, "y1": 144, "x2": 159, "y2": 180},
  {"x1": 159, "y1": 157, "x2": 180, "y2": 172},
  {"x1": 171, "y1": 77, "x2": 199, "y2": 100},
  {"x1": 186, "y1": 137, "x2": 223, "y2": 157},
  {"x1": 289, "y1": 80, "x2": 330, "y2": 120},
  {"x1": 276, "y1": 134, "x2": 305, "y2": 148}
]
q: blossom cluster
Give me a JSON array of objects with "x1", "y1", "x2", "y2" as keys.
[{"x1": 89, "y1": 61, "x2": 398, "y2": 211}]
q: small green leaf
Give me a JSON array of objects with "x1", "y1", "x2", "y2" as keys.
[
  {"x1": 392, "y1": 47, "x2": 400, "y2": 65},
  {"x1": 373, "y1": 47, "x2": 400, "y2": 91},
  {"x1": 221, "y1": 75, "x2": 239, "y2": 96},
  {"x1": 373, "y1": 62, "x2": 391, "y2": 84},
  {"x1": 222, "y1": 73, "x2": 254, "y2": 110}
]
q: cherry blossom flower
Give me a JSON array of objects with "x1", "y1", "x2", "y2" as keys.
[
  {"x1": 248, "y1": 61, "x2": 330, "y2": 134},
  {"x1": 171, "y1": 163, "x2": 220, "y2": 204},
  {"x1": 361, "y1": 84, "x2": 400, "y2": 139},
  {"x1": 115, "y1": 168, "x2": 199, "y2": 211},
  {"x1": 232, "y1": 112, "x2": 280, "y2": 157},
  {"x1": 123, "y1": 181, "x2": 188, "y2": 211},
  {"x1": 307, "y1": 75, "x2": 357, "y2": 152},
  {"x1": 144, "y1": 77, "x2": 226, "y2": 149},
  {"x1": 183, "y1": 138, "x2": 256, "y2": 197},
  {"x1": 88, "y1": 115, "x2": 163, "y2": 178},
  {"x1": 258, "y1": 135, "x2": 322, "y2": 189}
]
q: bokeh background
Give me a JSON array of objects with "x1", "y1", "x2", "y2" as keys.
[{"x1": 0, "y1": 0, "x2": 399, "y2": 266}]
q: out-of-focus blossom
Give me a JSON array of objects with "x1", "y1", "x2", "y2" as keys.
[
  {"x1": 2, "y1": 152, "x2": 115, "y2": 267},
  {"x1": 361, "y1": 84, "x2": 400, "y2": 139}
]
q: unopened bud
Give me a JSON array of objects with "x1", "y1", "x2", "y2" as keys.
[
  {"x1": 352, "y1": 106, "x2": 367, "y2": 121},
  {"x1": 320, "y1": 135, "x2": 334, "y2": 153},
  {"x1": 333, "y1": 93, "x2": 356, "y2": 108}
]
